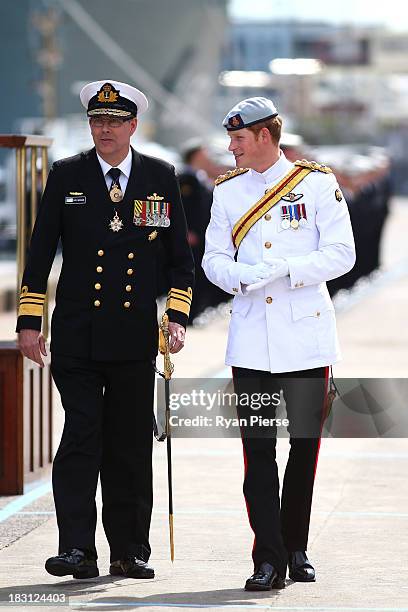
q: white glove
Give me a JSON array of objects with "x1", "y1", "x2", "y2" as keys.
[
  {"x1": 246, "y1": 258, "x2": 289, "y2": 293},
  {"x1": 239, "y1": 262, "x2": 275, "y2": 286}
]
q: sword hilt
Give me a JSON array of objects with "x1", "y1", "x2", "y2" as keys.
[{"x1": 160, "y1": 313, "x2": 174, "y2": 381}]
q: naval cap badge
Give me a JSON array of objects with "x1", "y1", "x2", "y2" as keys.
[{"x1": 98, "y1": 82, "x2": 119, "y2": 104}]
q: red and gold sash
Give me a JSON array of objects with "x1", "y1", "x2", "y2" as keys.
[{"x1": 232, "y1": 165, "x2": 312, "y2": 249}]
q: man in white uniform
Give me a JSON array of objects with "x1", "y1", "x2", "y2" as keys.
[{"x1": 202, "y1": 98, "x2": 355, "y2": 590}]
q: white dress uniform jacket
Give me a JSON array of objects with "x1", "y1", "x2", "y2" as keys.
[{"x1": 202, "y1": 153, "x2": 356, "y2": 373}]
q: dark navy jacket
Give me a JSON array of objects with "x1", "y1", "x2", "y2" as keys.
[{"x1": 16, "y1": 147, "x2": 194, "y2": 361}]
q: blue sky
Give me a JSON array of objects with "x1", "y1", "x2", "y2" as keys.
[{"x1": 229, "y1": 0, "x2": 408, "y2": 31}]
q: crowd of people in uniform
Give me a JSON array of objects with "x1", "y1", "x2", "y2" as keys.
[
  {"x1": 319, "y1": 148, "x2": 392, "y2": 295},
  {"x1": 177, "y1": 136, "x2": 392, "y2": 321}
]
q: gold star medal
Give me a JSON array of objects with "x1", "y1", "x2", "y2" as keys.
[
  {"x1": 110, "y1": 185, "x2": 123, "y2": 203},
  {"x1": 109, "y1": 210, "x2": 123, "y2": 232}
]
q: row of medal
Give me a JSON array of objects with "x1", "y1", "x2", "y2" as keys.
[
  {"x1": 109, "y1": 180, "x2": 172, "y2": 232},
  {"x1": 133, "y1": 200, "x2": 171, "y2": 227},
  {"x1": 280, "y1": 203, "x2": 307, "y2": 230}
]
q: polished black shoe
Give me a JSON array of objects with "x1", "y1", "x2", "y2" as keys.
[
  {"x1": 109, "y1": 556, "x2": 155, "y2": 579},
  {"x1": 45, "y1": 548, "x2": 99, "y2": 579},
  {"x1": 245, "y1": 562, "x2": 285, "y2": 591},
  {"x1": 288, "y1": 551, "x2": 316, "y2": 582}
]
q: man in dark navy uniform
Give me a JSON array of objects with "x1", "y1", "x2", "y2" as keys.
[{"x1": 17, "y1": 80, "x2": 194, "y2": 580}]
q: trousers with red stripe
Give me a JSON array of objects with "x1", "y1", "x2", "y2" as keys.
[{"x1": 232, "y1": 366, "x2": 329, "y2": 578}]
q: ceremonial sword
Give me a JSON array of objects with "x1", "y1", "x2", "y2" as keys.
[{"x1": 155, "y1": 313, "x2": 175, "y2": 562}]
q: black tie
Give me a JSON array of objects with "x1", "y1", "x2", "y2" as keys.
[{"x1": 108, "y1": 167, "x2": 121, "y2": 191}]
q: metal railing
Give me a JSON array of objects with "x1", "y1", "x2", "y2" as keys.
[{"x1": 0, "y1": 135, "x2": 52, "y2": 336}]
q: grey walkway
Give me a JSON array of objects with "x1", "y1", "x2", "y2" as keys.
[{"x1": 0, "y1": 198, "x2": 407, "y2": 610}]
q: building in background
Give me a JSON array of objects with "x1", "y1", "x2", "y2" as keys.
[
  {"x1": 0, "y1": 0, "x2": 228, "y2": 148},
  {"x1": 219, "y1": 20, "x2": 408, "y2": 142},
  {"x1": 2, "y1": 5, "x2": 408, "y2": 164}
]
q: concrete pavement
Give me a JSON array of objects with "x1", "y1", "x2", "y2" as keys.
[{"x1": 0, "y1": 197, "x2": 407, "y2": 610}]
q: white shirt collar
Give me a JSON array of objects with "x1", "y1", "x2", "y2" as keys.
[
  {"x1": 97, "y1": 148, "x2": 133, "y2": 179},
  {"x1": 250, "y1": 151, "x2": 292, "y2": 184}
]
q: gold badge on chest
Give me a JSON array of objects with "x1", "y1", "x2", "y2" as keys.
[{"x1": 110, "y1": 185, "x2": 123, "y2": 203}]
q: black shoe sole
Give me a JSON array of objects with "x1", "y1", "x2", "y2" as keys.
[
  {"x1": 73, "y1": 567, "x2": 100, "y2": 580},
  {"x1": 109, "y1": 566, "x2": 154, "y2": 579},
  {"x1": 45, "y1": 561, "x2": 99, "y2": 579},
  {"x1": 245, "y1": 577, "x2": 285, "y2": 591},
  {"x1": 289, "y1": 572, "x2": 316, "y2": 583}
]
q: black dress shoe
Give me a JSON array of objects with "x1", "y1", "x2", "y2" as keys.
[
  {"x1": 245, "y1": 562, "x2": 285, "y2": 591},
  {"x1": 109, "y1": 556, "x2": 155, "y2": 579},
  {"x1": 288, "y1": 551, "x2": 316, "y2": 582},
  {"x1": 45, "y1": 548, "x2": 99, "y2": 579}
]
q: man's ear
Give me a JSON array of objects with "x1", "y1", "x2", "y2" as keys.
[
  {"x1": 260, "y1": 127, "x2": 271, "y2": 144},
  {"x1": 129, "y1": 118, "x2": 138, "y2": 136}
]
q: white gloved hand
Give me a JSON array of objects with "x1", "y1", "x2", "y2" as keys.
[
  {"x1": 239, "y1": 262, "x2": 275, "y2": 286},
  {"x1": 246, "y1": 258, "x2": 289, "y2": 293}
]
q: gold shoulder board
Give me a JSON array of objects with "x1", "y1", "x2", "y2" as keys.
[
  {"x1": 215, "y1": 167, "x2": 250, "y2": 186},
  {"x1": 294, "y1": 159, "x2": 332, "y2": 174}
]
